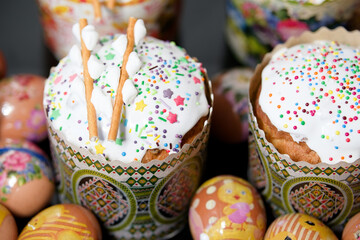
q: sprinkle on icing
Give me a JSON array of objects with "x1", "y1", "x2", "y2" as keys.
[
  {"x1": 44, "y1": 29, "x2": 209, "y2": 163},
  {"x1": 259, "y1": 40, "x2": 360, "y2": 164}
]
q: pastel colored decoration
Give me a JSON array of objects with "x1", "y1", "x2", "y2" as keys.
[
  {"x1": 0, "y1": 204, "x2": 17, "y2": 240},
  {"x1": 0, "y1": 138, "x2": 54, "y2": 217},
  {"x1": 0, "y1": 74, "x2": 47, "y2": 142},
  {"x1": 18, "y1": 203, "x2": 102, "y2": 240},
  {"x1": 189, "y1": 175, "x2": 266, "y2": 240},
  {"x1": 264, "y1": 213, "x2": 337, "y2": 240}
]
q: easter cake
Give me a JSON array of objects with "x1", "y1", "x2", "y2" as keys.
[
  {"x1": 248, "y1": 27, "x2": 360, "y2": 231},
  {"x1": 43, "y1": 18, "x2": 212, "y2": 164},
  {"x1": 43, "y1": 17, "x2": 212, "y2": 239},
  {"x1": 253, "y1": 39, "x2": 360, "y2": 165}
]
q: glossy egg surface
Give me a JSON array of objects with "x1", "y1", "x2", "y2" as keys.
[
  {"x1": 0, "y1": 74, "x2": 47, "y2": 142},
  {"x1": 343, "y1": 212, "x2": 360, "y2": 240},
  {"x1": 264, "y1": 213, "x2": 338, "y2": 240},
  {"x1": 0, "y1": 203, "x2": 17, "y2": 240},
  {"x1": 189, "y1": 175, "x2": 266, "y2": 240},
  {"x1": 0, "y1": 138, "x2": 54, "y2": 217},
  {"x1": 18, "y1": 203, "x2": 102, "y2": 240}
]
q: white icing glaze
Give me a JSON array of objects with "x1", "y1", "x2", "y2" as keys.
[
  {"x1": 259, "y1": 40, "x2": 360, "y2": 164},
  {"x1": 111, "y1": 34, "x2": 127, "y2": 57},
  {"x1": 88, "y1": 55, "x2": 105, "y2": 79},
  {"x1": 81, "y1": 25, "x2": 99, "y2": 51},
  {"x1": 68, "y1": 45, "x2": 82, "y2": 66},
  {"x1": 122, "y1": 79, "x2": 138, "y2": 105},
  {"x1": 134, "y1": 19, "x2": 147, "y2": 45},
  {"x1": 44, "y1": 28, "x2": 210, "y2": 163}
]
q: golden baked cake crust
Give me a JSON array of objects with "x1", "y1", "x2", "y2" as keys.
[{"x1": 254, "y1": 85, "x2": 321, "y2": 164}]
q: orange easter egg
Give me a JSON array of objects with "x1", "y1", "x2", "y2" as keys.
[
  {"x1": 189, "y1": 175, "x2": 266, "y2": 240},
  {"x1": 0, "y1": 204, "x2": 17, "y2": 240},
  {"x1": 0, "y1": 138, "x2": 54, "y2": 217},
  {"x1": 18, "y1": 203, "x2": 102, "y2": 240},
  {"x1": 0, "y1": 74, "x2": 47, "y2": 142},
  {"x1": 264, "y1": 213, "x2": 338, "y2": 240},
  {"x1": 343, "y1": 212, "x2": 360, "y2": 240}
]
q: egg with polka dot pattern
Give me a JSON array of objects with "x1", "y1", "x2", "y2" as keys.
[{"x1": 188, "y1": 175, "x2": 266, "y2": 240}]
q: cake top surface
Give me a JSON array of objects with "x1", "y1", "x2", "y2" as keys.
[
  {"x1": 259, "y1": 40, "x2": 360, "y2": 164},
  {"x1": 43, "y1": 21, "x2": 210, "y2": 163}
]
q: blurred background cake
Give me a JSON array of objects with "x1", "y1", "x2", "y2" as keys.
[
  {"x1": 36, "y1": 0, "x2": 181, "y2": 59},
  {"x1": 226, "y1": 0, "x2": 360, "y2": 67}
]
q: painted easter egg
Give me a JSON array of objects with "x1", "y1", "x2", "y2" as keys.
[
  {"x1": 189, "y1": 175, "x2": 266, "y2": 240},
  {"x1": 0, "y1": 138, "x2": 54, "y2": 217},
  {"x1": 211, "y1": 68, "x2": 253, "y2": 143},
  {"x1": 343, "y1": 212, "x2": 360, "y2": 240},
  {"x1": 264, "y1": 213, "x2": 338, "y2": 240},
  {"x1": 18, "y1": 203, "x2": 102, "y2": 240},
  {"x1": 0, "y1": 204, "x2": 17, "y2": 240},
  {"x1": 0, "y1": 51, "x2": 6, "y2": 79},
  {"x1": 0, "y1": 74, "x2": 47, "y2": 142}
]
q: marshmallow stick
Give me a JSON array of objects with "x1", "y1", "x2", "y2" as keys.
[
  {"x1": 107, "y1": 0, "x2": 116, "y2": 10},
  {"x1": 108, "y1": 17, "x2": 137, "y2": 141},
  {"x1": 80, "y1": 18, "x2": 98, "y2": 141},
  {"x1": 92, "y1": 0, "x2": 102, "y2": 19}
]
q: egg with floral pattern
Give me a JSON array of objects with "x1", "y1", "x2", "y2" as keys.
[
  {"x1": 0, "y1": 138, "x2": 54, "y2": 217},
  {"x1": 0, "y1": 74, "x2": 47, "y2": 142},
  {"x1": 189, "y1": 175, "x2": 266, "y2": 240}
]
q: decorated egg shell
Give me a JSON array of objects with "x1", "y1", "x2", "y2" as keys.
[
  {"x1": 0, "y1": 50, "x2": 6, "y2": 79},
  {"x1": 0, "y1": 204, "x2": 17, "y2": 240},
  {"x1": 189, "y1": 175, "x2": 266, "y2": 240},
  {"x1": 211, "y1": 68, "x2": 253, "y2": 143},
  {"x1": 342, "y1": 212, "x2": 360, "y2": 240},
  {"x1": 264, "y1": 213, "x2": 338, "y2": 240},
  {"x1": 18, "y1": 203, "x2": 102, "y2": 240},
  {"x1": 0, "y1": 74, "x2": 47, "y2": 142},
  {"x1": 0, "y1": 138, "x2": 54, "y2": 217}
]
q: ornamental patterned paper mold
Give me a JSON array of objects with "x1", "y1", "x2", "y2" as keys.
[
  {"x1": 48, "y1": 123, "x2": 209, "y2": 239},
  {"x1": 248, "y1": 102, "x2": 360, "y2": 232}
]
